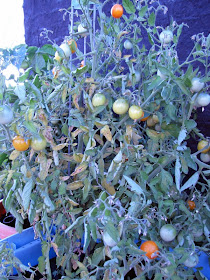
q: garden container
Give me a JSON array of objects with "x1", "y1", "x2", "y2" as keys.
[{"x1": 0, "y1": 226, "x2": 56, "y2": 275}]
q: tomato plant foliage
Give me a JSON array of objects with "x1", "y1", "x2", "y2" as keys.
[{"x1": 0, "y1": 0, "x2": 210, "y2": 279}]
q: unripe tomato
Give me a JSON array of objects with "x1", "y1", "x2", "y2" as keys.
[
  {"x1": 0, "y1": 105, "x2": 14, "y2": 125},
  {"x1": 111, "y1": 4, "x2": 123, "y2": 18},
  {"x1": 12, "y1": 136, "x2": 30, "y2": 151},
  {"x1": 146, "y1": 116, "x2": 156, "y2": 127},
  {"x1": 54, "y1": 51, "x2": 62, "y2": 62},
  {"x1": 197, "y1": 140, "x2": 210, "y2": 153},
  {"x1": 157, "y1": 69, "x2": 166, "y2": 80},
  {"x1": 31, "y1": 134, "x2": 47, "y2": 151},
  {"x1": 183, "y1": 254, "x2": 199, "y2": 268},
  {"x1": 187, "y1": 200, "x2": 196, "y2": 211},
  {"x1": 190, "y1": 78, "x2": 204, "y2": 93},
  {"x1": 60, "y1": 43, "x2": 71, "y2": 58},
  {"x1": 155, "y1": 124, "x2": 161, "y2": 132},
  {"x1": 159, "y1": 30, "x2": 173, "y2": 44},
  {"x1": 124, "y1": 40, "x2": 133, "y2": 49},
  {"x1": 103, "y1": 231, "x2": 117, "y2": 247},
  {"x1": 140, "y1": 240, "x2": 159, "y2": 259},
  {"x1": 78, "y1": 24, "x2": 88, "y2": 36},
  {"x1": 196, "y1": 93, "x2": 210, "y2": 107},
  {"x1": 128, "y1": 105, "x2": 144, "y2": 120},
  {"x1": 92, "y1": 93, "x2": 106, "y2": 107},
  {"x1": 200, "y1": 153, "x2": 210, "y2": 163},
  {"x1": 112, "y1": 98, "x2": 129, "y2": 115},
  {"x1": 67, "y1": 39, "x2": 77, "y2": 54},
  {"x1": 152, "y1": 114, "x2": 159, "y2": 124},
  {"x1": 160, "y1": 224, "x2": 177, "y2": 242}
]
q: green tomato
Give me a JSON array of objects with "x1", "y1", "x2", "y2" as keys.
[
  {"x1": 160, "y1": 224, "x2": 177, "y2": 242},
  {"x1": 92, "y1": 93, "x2": 106, "y2": 107},
  {"x1": 196, "y1": 93, "x2": 210, "y2": 107},
  {"x1": 200, "y1": 153, "x2": 210, "y2": 163},
  {"x1": 128, "y1": 105, "x2": 144, "y2": 120},
  {"x1": 112, "y1": 98, "x2": 129, "y2": 115},
  {"x1": 124, "y1": 40, "x2": 133, "y2": 49},
  {"x1": 183, "y1": 253, "x2": 199, "y2": 268},
  {"x1": 190, "y1": 77, "x2": 204, "y2": 93},
  {"x1": 31, "y1": 134, "x2": 47, "y2": 151},
  {"x1": 60, "y1": 43, "x2": 71, "y2": 58},
  {"x1": 0, "y1": 105, "x2": 14, "y2": 125},
  {"x1": 159, "y1": 30, "x2": 173, "y2": 44}
]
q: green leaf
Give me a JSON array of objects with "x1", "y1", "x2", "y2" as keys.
[
  {"x1": 92, "y1": 247, "x2": 105, "y2": 266},
  {"x1": 180, "y1": 172, "x2": 199, "y2": 192},
  {"x1": 184, "y1": 119, "x2": 197, "y2": 131},
  {"x1": 23, "y1": 121, "x2": 38, "y2": 134},
  {"x1": 148, "y1": 12, "x2": 155, "y2": 26},
  {"x1": 22, "y1": 178, "x2": 34, "y2": 211},
  {"x1": 62, "y1": 123, "x2": 69, "y2": 136},
  {"x1": 175, "y1": 79, "x2": 190, "y2": 96},
  {"x1": 65, "y1": 216, "x2": 85, "y2": 233},
  {"x1": 39, "y1": 44, "x2": 55, "y2": 56},
  {"x1": 18, "y1": 67, "x2": 32, "y2": 82},
  {"x1": 124, "y1": 175, "x2": 145, "y2": 197},
  {"x1": 161, "y1": 169, "x2": 173, "y2": 189},
  {"x1": 148, "y1": 76, "x2": 164, "y2": 91},
  {"x1": 34, "y1": 53, "x2": 46, "y2": 73},
  {"x1": 38, "y1": 256, "x2": 46, "y2": 273},
  {"x1": 89, "y1": 220, "x2": 97, "y2": 242},
  {"x1": 122, "y1": 0, "x2": 136, "y2": 14},
  {"x1": 14, "y1": 84, "x2": 26, "y2": 102},
  {"x1": 165, "y1": 103, "x2": 177, "y2": 121},
  {"x1": 0, "y1": 153, "x2": 8, "y2": 165},
  {"x1": 139, "y1": 5, "x2": 148, "y2": 17},
  {"x1": 105, "y1": 221, "x2": 118, "y2": 243}
]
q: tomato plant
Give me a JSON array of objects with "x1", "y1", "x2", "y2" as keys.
[{"x1": 0, "y1": 0, "x2": 209, "y2": 279}]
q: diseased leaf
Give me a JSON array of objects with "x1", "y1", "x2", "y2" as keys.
[
  {"x1": 70, "y1": 162, "x2": 88, "y2": 176},
  {"x1": 101, "y1": 125, "x2": 112, "y2": 142},
  {"x1": 67, "y1": 180, "x2": 83, "y2": 190}
]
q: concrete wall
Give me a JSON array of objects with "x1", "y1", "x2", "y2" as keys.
[{"x1": 23, "y1": 0, "x2": 210, "y2": 141}]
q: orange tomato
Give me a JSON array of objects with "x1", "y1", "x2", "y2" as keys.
[
  {"x1": 140, "y1": 240, "x2": 159, "y2": 259},
  {"x1": 67, "y1": 39, "x2": 77, "y2": 54},
  {"x1": 12, "y1": 136, "x2": 30, "y2": 151},
  {"x1": 111, "y1": 4, "x2": 123, "y2": 18},
  {"x1": 140, "y1": 112, "x2": 150, "y2": 122},
  {"x1": 187, "y1": 200, "x2": 196, "y2": 211}
]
